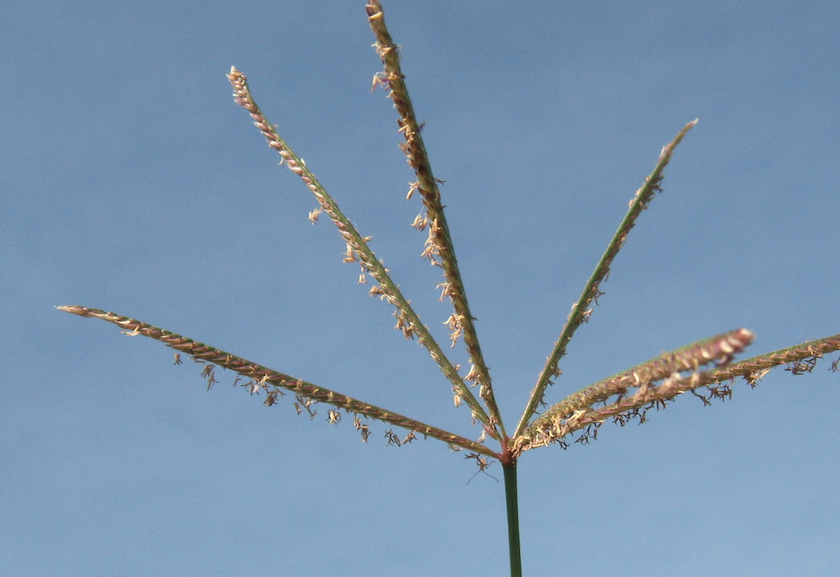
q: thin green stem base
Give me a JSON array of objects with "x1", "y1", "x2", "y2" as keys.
[{"x1": 503, "y1": 462, "x2": 522, "y2": 577}]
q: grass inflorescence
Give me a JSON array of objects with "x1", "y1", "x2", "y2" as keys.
[{"x1": 59, "y1": 2, "x2": 839, "y2": 575}]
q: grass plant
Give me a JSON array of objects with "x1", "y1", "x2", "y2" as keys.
[{"x1": 58, "y1": 2, "x2": 839, "y2": 575}]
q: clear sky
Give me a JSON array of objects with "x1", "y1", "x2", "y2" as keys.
[{"x1": 3, "y1": 1, "x2": 839, "y2": 575}]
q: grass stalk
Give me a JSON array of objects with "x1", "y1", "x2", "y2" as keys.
[
  {"x1": 55, "y1": 305, "x2": 497, "y2": 457},
  {"x1": 704, "y1": 332, "x2": 840, "y2": 384},
  {"x1": 514, "y1": 120, "x2": 698, "y2": 438},
  {"x1": 503, "y1": 462, "x2": 522, "y2": 577},
  {"x1": 517, "y1": 330, "x2": 840, "y2": 452},
  {"x1": 227, "y1": 67, "x2": 495, "y2": 434},
  {"x1": 366, "y1": 0, "x2": 506, "y2": 439},
  {"x1": 517, "y1": 329, "x2": 754, "y2": 452},
  {"x1": 523, "y1": 329, "x2": 752, "y2": 440}
]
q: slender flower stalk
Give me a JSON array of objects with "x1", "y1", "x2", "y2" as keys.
[
  {"x1": 514, "y1": 120, "x2": 697, "y2": 439},
  {"x1": 704, "y1": 332, "x2": 840, "y2": 384},
  {"x1": 515, "y1": 331, "x2": 840, "y2": 453},
  {"x1": 55, "y1": 305, "x2": 497, "y2": 458},
  {"x1": 366, "y1": 0, "x2": 505, "y2": 440},
  {"x1": 227, "y1": 66, "x2": 495, "y2": 435},
  {"x1": 515, "y1": 329, "x2": 754, "y2": 453}
]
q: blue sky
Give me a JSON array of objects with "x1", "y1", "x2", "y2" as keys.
[{"x1": 3, "y1": 1, "x2": 839, "y2": 575}]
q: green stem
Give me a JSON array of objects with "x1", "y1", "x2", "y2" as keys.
[{"x1": 503, "y1": 462, "x2": 522, "y2": 577}]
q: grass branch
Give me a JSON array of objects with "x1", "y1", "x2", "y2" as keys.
[
  {"x1": 56, "y1": 305, "x2": 497, "y2": 458},
  {"x1": 514, "y1": 120, "x2": 698, "y2": 438},
  {"x1": 703, "y1": 332, "x2": 840, "y2": 384},
  {"x1": 515, "y1": 328, "x2": 753, "y2": 453},
  {"x1": 227, "y1": 66, "x2": 495, "y2": 435},
  {"x1": 366, "y1": 0, "x2": 506, "y2": 439},
  {"x1": 516, "y1": 331, "x2": 840, "y2": 453}
]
